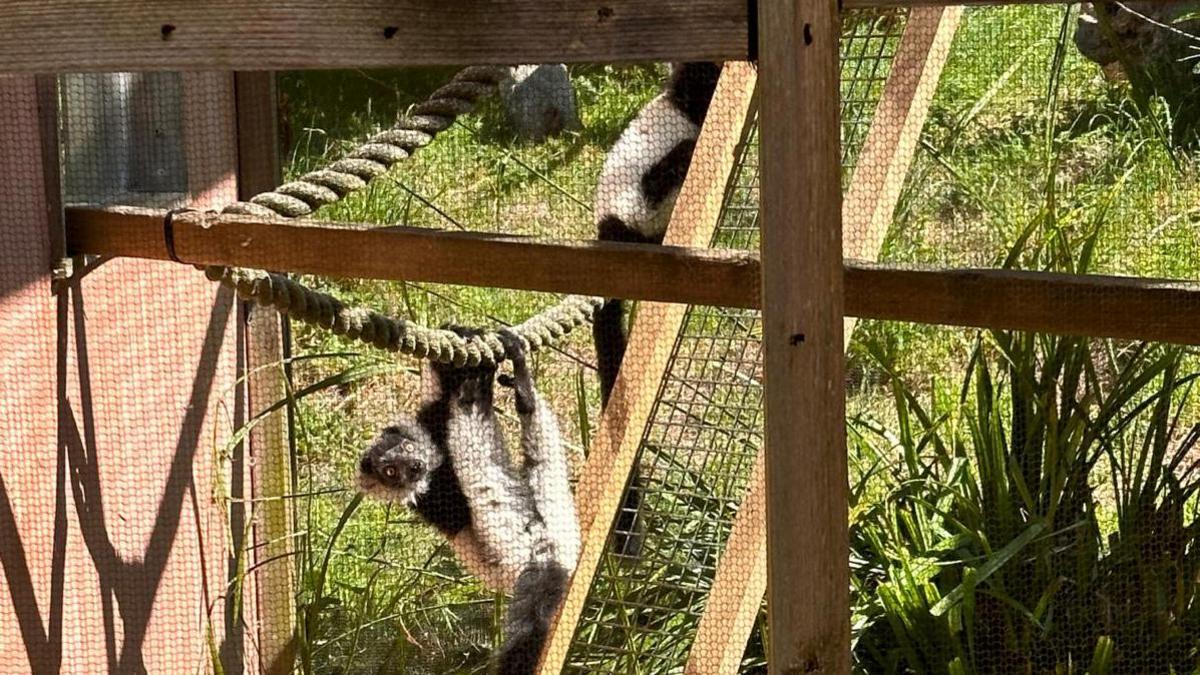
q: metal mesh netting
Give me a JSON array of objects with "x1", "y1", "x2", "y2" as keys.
[{"x1": 0, "y1": 2, "x2": 1198, "y2": 674}]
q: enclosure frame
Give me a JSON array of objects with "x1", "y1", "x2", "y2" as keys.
[{"x1": 2, "y1": 1, "x2": 1199, "y2": 674}]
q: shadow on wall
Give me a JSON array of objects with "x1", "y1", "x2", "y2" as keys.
[{"x1": 0, "y1": 277, "x2": 236, "y2": 675}]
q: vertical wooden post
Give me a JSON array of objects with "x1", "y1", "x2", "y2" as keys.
[
  {"x1": 233, "y1": 70, "x2": 297, "y2": 675},
  {"x1": 685, "y1": 10, "x2": 960, "y2": 672},
  {"x1": 760, "y1": 0, "x2": 849, "y2": 673}
]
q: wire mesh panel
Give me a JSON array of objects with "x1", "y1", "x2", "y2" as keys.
[
  {"x1": 3, "y1": 3, "x2": 1196, "y2": 672},
  {"x1": 842, "y1": 10, "x2": 911, "y2": 179},
  {"x1": 557, "y1": 13, "x2": 909, "y2": 672},
  {"x1": 841, "y1": 4, "x2": 1200, "y2": 674},
  {"x1": 561, "y1": 146, "x2": 765, "y2": 674}
]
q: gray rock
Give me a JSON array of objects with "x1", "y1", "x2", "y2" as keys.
[{"x1": 499, "y1": 64, "x2": 582, "y2": 142}]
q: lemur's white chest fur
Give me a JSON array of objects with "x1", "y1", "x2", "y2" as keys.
[
  {"x1": 445, "y1": 396, "x2": 580, "y2": 593},
  {"x1": 593, "y1": 93, "x2": 699, "y2": 241}
]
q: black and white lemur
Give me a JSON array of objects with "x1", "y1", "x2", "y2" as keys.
[
  {"x1": 593, "y1": 62, "x2": 723, "y2": 556},
  {"x1": 358, "y1": 329, "x2": 579, "y2": 675},
  {"x1": 356, "y1": 64, "x2": 722, "y2": 672}
]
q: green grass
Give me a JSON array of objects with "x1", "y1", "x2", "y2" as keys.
[{"x1": 242, "y1": 7, "x2": 1200, "y2": 673}]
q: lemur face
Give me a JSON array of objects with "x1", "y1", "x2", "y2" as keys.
[{"x1": 358, "y1": 417, "x2": 441, "y2": 503}]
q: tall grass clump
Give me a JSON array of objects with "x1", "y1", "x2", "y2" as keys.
[
  {"x1": 851, "y1": 329, "x2": 1199, "y2": 673},
  {"x1": 850, "y1": 182, "x2": 1200, "y2": 673}
]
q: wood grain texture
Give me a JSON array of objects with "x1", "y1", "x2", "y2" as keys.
[
  {"x1": 0, "y1": 74, "x2": 61, "y2": 675},
  {"x1": 234, "y1": 71, "x2": 298, "y2": 675},
  {"x1": 35, "y1": 77, "x2": 64, "y2": 267},
  {"x1": 843, "y1": 6, "x2": 962, "y2": 263},
  {"x1": 845, "y1": 263, "x2": 1200, "y2": 345},
  {"x1": 0, "y1": 0, "x2": 748, "y2": 73},
  {"x1": 65, "y1": 207, "x2": 762, "y2": 309},
  {"x1": 539, "y1": 62, "x2": 758, "y2": 675},
  {"x1": 843, "y1": 0, "x2": 1176, "y2": 7},
  {"x1": 65, "y1": 206, "x2": 1200, "y2": 345},
  {"x1": 685, "y1": 11, "x2": 961, "y2": 671},
  {"x1": 683, "y1": 458, "x2": 768, "y2": 675},
  {"x1": 64, "y1": 207, "x2": 1200, "y2": 345},
  {"x1": 760, "y1": 0, "x2": 850, "y2": 671}
]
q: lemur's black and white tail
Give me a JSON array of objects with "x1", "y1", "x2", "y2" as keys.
[{"x1": 497, "y1": 560, "x2": 569, "y2": 675}]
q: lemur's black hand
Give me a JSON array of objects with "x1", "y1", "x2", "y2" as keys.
[
  {"x1": 437, "y1": 323, "x2": 496, "y2": 407},
  {"x1": 497, "y1": 329, "x2": 536, "y2": 415}
]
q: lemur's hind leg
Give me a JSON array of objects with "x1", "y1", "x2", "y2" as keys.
[{"x1": 498, "y1": 330, "x2": 580, "y2": 570}]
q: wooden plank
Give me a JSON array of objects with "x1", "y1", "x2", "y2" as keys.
[
  {"x1": 64, "y1": 207, "x2": 1200, "y2": 346},
  {"x1": 64, "y1": 206, "x2": 762, "y2": 310},
  {"x1": 0, "y1": 74, "x2": 60, "y2": 675},
  {"x1": 843, "y1": 7, "x2": 962, "y2": 263},
  {"x1": 843, "y1": 0, "x2": 1177, "y2": 7},
  {"x1": 178, "y1": 69, "x2": 251, "y2": 675},
  {"x1": 684, "y1": 10, "x2": 961, "y2": 672},
  {"x1": 683, "y1": 458, "x2": 767, "y2": 674},
  {"x1": 760, "y1": 0, "x2": 849, "y2": 673},
  {"x1": 35, "y1": 77, "x2": 65, "y2": 268},
  {"x1": 844, "y1": 263, "x2": 1200, "y2": 344},
  {"x1": 0, "y1": 0, "x2": 749, "y2": 74},
  {"x1": 234, "y1": 71, "x2": 297, "y2": 675},
  {"x1": 538, "y1": 62, "x2": 758, "y2": 675}
]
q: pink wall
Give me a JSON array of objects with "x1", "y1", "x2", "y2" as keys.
[{"x1": 0, "y1": 73, "x2": 257, "y2": 673}]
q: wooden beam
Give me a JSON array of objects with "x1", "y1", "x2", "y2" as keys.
[
  {"x1": 64, "y1": 207, "x2": 1200, "y2": 346},
  {"x1": 683, "y1": 458, "x2": 768, "y2": 675},
  {"x1": 685, "y1": 9, "x2": 962, "y2": 672},
  {"x1": 539, "y1": 62, "x2": 759, "y2": 674},
  {"x1": 843, "y1": 7, "x2": 962, "y2": 263},
  {"x1": 35, "y1": 76, "x2": 64, "y2": 270},
  {"x1": 842, "y1": 0, "x2": 1176, "y2": 7},
  {"x1": 844, "y1": 263, "x2": 1200, "y2": 345},
  {"x1": 760, "y1": 0, "x2": 850, "y2": 673},
  {"x1": 64, "y1": 206, "x2": 762, "y2": 310},
  {"x1": 234, "y1": 70, "x2": 298, "y2": 675},
  {"x1": 0, "y1": 0, "x2": 749, "y2": 74}
]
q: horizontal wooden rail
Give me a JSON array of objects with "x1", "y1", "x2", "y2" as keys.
[
  {"x1": 845, "y1": 0, "x2": 1174, "y2": 6},
  {"x1": 66, "y1": 207, "x2": 1200, "y2": 345},
  {"x1": 1, "y1": 0, "x2": 1185, "y2": 73},
  {"x1": 0, "y1": 0, "x2": 749, "y2": 73},
  {"x1": 66, "y1": 206, "x2": 760, "y2": 308}
]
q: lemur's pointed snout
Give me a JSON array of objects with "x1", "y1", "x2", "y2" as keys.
[{"x1": 404, "y1": 459, "x2": 425, "y2": 482}]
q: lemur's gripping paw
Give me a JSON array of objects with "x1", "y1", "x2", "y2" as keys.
[
  {"x1": 437, "y1": 323, "x2": 496, "y2": 408},
  {"x1": 497, "y1": 329, "x2": 536, "y2": 416}
]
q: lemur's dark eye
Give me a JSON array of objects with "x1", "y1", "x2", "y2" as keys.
[
  {"x1": 383, "y1": 466, "x2": 397, "y2": 478},
  {"x1": 403, "y1": 441, "x2": 415, "y2": 452}
]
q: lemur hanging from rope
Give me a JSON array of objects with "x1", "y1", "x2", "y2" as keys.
[
  {"x1": 358, "y1": 328, "x2": 579, "y2": 675},
  {"x1": 593, "y1": 62, "x2": 723, "y2": 556}
]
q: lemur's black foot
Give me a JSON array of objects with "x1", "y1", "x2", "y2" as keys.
[{"x1": 496, "y1": 329, "x2": 536, "y2": 415}]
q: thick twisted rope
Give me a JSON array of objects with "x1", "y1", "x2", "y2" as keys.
[{"x1": 197, "y1": 65, "x2": 600, "y2": 366}]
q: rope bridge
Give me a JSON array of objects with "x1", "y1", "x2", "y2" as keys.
[{"x1": 202, "y1": 65, "x2": 600, "y2": 367}]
